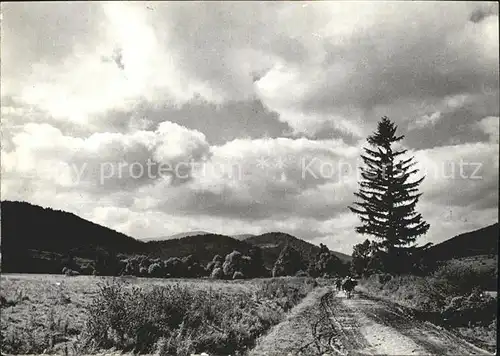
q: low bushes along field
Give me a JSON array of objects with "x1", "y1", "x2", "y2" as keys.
[
  {"x1": 358, "y1": 256, "x2": 497, "y2": 353},
  {"x1": 0, "y1": 275, "x2": 317, "y2": 355}
]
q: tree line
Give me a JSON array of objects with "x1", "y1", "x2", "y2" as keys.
[{"x1": 61, "y1": 242, "x2": 351, "y2": 279}]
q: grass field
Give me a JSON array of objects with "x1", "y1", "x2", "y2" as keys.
[{"x1": 0, "y1": 274, "x2": 318, "y2": 355}]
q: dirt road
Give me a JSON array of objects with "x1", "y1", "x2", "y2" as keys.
[{"x1": 251, "y1": 287, "x2": 494, "y2": 355}]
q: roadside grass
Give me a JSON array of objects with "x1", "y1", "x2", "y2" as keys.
[
  {"x1": 0, "y1": 274, "x2": 317, "y2": 355},
  {"x1": 81, "y1": 277, "x2": 317, "y2": 355},
  {"x1": 358, "y1": 256, "x2": 498, "y2": 353},
  {"x1": 432, "y1": 255, "x2": 498, "y2": 293},
  {"x1": 250, "y1": 286, "x2": 333, "y2": 356},
  {"x1": 1, "y1": 275, "x2": 95, "y2": 355}
]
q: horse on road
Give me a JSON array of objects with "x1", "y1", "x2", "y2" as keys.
[{"x1": 341, "y1": 277, "x2": 358, "y2": 299}]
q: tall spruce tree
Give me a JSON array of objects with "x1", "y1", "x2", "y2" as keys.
[{"x1": 349, "y1": 116, "x2": 430, "y2": 273}]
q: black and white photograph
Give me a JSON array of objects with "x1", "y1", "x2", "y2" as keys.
[{"x1": 0, "y1": 1, "x2": 498, "y2": 355}]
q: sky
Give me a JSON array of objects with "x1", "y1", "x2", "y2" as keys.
[{"x1": 1, "y1": 1, "x2": 498, "y2": 254}]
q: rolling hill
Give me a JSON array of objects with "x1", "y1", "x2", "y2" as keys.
[
  {"x1": 145, "y1": 234, "x2": 255, "y2": 265},
  {"x1": 0, "y1": 201, "x2": 144, "y2": 255},
  {"x1": 245, "y1": 232, "x2": 352, "y2": 268},
  {"x1": 0, "y1": 201, "x2": 147, "y2": 273},
  {"x1": 425, "y1": 223, "x2": 498, "y2": 261},
  {"x1": 0, "y1": 200, "x2": 350, "y2": 273}
]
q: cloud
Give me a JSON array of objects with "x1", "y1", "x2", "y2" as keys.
[
  {"x1": 1, "y1": 121, "x2": 210, "y2": 194},
  {"x1": 413, "y1": 141, "x2": 499, "y2": 210},
  {"x1": 412, "y1": 111, "x2": 442, "y2": 129},
  {"x1": 3, "y1": 2, "x2": 497, "y2": 140},
  {"x1": 254, "y1": 2, "x2": 499, "y2": 136},
  {"x1": 476, "y1": 116, "x2": 499, "y2": 143},
  {"x1": 0, "y1": 2, "x2": 106, "y2": 94},
  {"x1": 127, "y1": 136, "x2": 360, "y2": 221}
]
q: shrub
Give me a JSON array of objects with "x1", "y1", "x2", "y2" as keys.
[
  {"x1": 213, "y1": 254, "x2": 224, "y2": 264},
  {"x1": 377, "y1": 273, "x2": 392, "y2": 284},
  {"x1": 295, "y1": 270, "x2": 309, "y2": 277},
  {"x1": 148, "y1": 263, "x2": 163, "y2": 278},
  {"x1": 63, "y1": 268, "x2": 80, "y2": 276},
  {"x1": 80, "y1": 263, "x2": 95, "y2": 275},
  {"x1": 309, "y1": 243, "x2": 347, "y2": 278},
  {"x1": 210, "y1": 267, "x2": 224, "y2": 279},
  {"x1": 432, "y1": 259, "x2": 497, "y2": 293},
  {"x1": 360, "y1": 274, "x2": 448, "y2": 312},
  {"x1": 442, "y1": 289, "x2": 497, "y2": 327},
  {"x1": 122, "y1": 260, "x2": 139, "y2": 276},
  {"x1": 272, "y1": 245, "x2": 305, "y2": 277},
  {"x1": 206, "y1": 255, "x2": 224, "y2": 274},
  {"x1": 139, "y1": 267, "x2": 148, "y2": 276},
  {"x1": 222, "y1": 250, "x2": 243, "y2": 278},
  {"x1": 164, "y1": 257, "x2": 184, "y2": 277},
  {"x1": 81, "y1": 279, "x2": 314, "y2": 355},
  {"x1": 246, "y1": 247, "x2": 267, "y2": 278},
  {"x1": 233, "y1": 271, "x2": 244, "y2": 280},
  {"x1": 182, "y1": 255, "x2": 206, "y2": 278}
]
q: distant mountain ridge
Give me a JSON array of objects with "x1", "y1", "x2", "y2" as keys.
[
  {"x1": 0, "y1": 201, "x2": 350, "y2": 273},
  {"x1": 2, "y1": 200, "x2": 495, "y2": 275},
  {"x1": 232, "y1": 234, "x2": 256, "y2": 240},
  {"x1": 142, "y1": 231, "x2": 214, "y2": 241},
  {"x1": 1, "y1": 200, "x2": 143, "y2": 255},
  {"x1": 144, "y1": 233, "x2": 255, "y2": 242},
  {"x1": 1, "y1": 200, "x2": 146, "y2": 273}
]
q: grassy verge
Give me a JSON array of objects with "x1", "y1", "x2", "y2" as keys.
[
  {"x1": 1, "y1": 275, "x2": 317, "y2": 355},
  {"x1": 358, "y1": 272, "x2": 497, "y2": 353}
]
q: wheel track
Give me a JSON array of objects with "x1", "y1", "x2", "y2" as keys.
[
  {"x1": 310, "y1": 289, "x2": 370, "y2": 355},
  {"x1": 252, "y1": 286, "x2": 494, "y2": 356}
]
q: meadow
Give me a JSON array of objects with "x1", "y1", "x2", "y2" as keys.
[{"x1": 0, "y1": 274, "x2": 318, "y2": 355}]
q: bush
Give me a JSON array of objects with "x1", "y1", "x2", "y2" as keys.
[
  {"x1": 432, "y1": 259, "x2": 497, "y2": 293},
  {"x1": 205, "y1": 260, "x2": 220, "y2": 274},
  {"x1": 295, "y1": 270, "x2": 309, "y2": 277},
  {"x1": 213, "y1": 254, "x2": 224, "y2": 264},
  {"x1": 222, "y1": 251, "x2": 243, "y2": 278},
  {"x1": 272, "y1": 245, "x2": 305, "y2": 277},
  {"x1": 233, "y1": 271, "x2": 244, "y2": 280},
  {"x1": 80, "y1": 263, "x2": 95, "y2": 275},
  {"x1": 81, "y1": 279, "x2": 314, "y2": 355},
  {"x1": 361, "y1": 270, "x2": 498, "y2": 330},
  {"x1": 377, "y1": 273, "x2": 392, "y2": 284},
  {"x1": 164, "y1": 257, "x2": 184, "y2": 277},
  {"x1": 210, "y1": 267, "x2": 224, "y2": 279},
  {"x1": 63, "y1": 268, "x2": 80, "y2": 276},
  {"x1": 309, "y1": 243, "x2": 348, "y2": 278},
  {"x1": 182, "y1": 255, "x2": 206, "y2": 278},
  {"x1": 360, "y1": 274, "x2": 448, "y2": 312},
  {"x1": 148, "y1": 263, "x2": 163, "y2": 278},
  {"x1": 442, "y1": 289, "x2": 497, "y2": 327}
]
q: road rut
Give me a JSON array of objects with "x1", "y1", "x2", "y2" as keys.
[{"x1": 251, "y1": 287, "x2": 494, "y2": 355}]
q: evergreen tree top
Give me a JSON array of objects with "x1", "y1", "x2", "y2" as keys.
[{"x1": 367, "y1": 116, "x2": 404, "y2": 148}]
